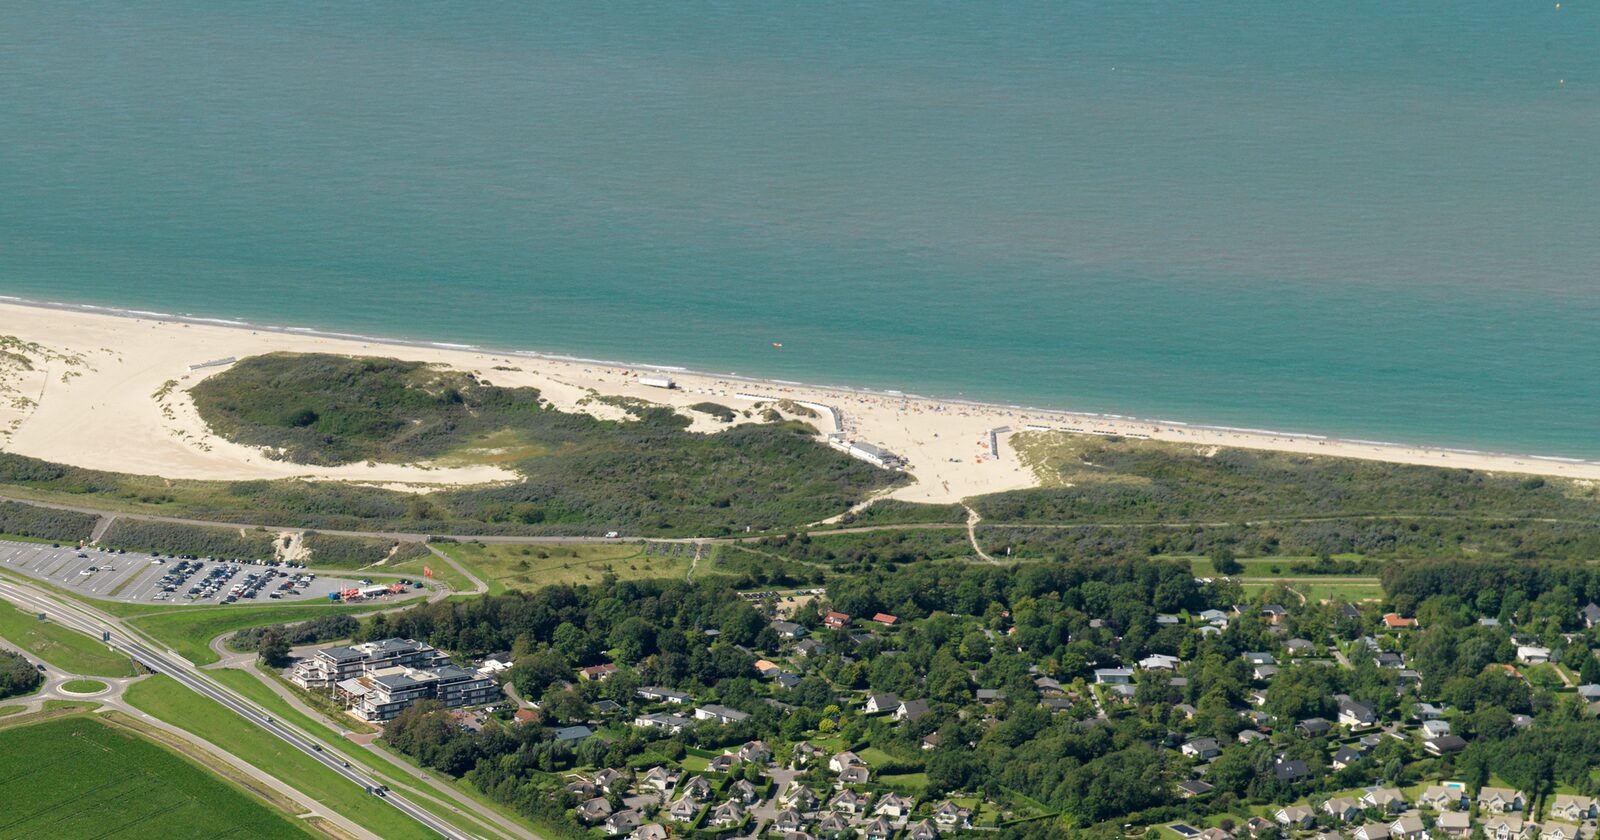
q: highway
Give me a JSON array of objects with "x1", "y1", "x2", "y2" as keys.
[{"x1": 0, "y1": 578, "x2": 473, "y2": 840}]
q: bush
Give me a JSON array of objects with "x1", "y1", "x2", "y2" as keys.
[
  {"x1": 0, "y1": 500, "x2": 97, "y2": 542},
  {"x1": 100, "y1": 520, "x2": 276, "y2": 559},
  {"x1": 0, "y1": 648, "x2": 42, "y2": 698},
  {"x1": 230, "y1": 614, "x2": 360, "y2": 652}
]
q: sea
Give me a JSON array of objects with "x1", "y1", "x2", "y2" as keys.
[{"x1": 2, "y1": 2, "x2": 1597, "y2": 458}]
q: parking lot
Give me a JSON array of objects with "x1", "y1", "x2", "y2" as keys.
[{"x1": 0, "y1": 539, "x2": 372, "y2": 606}]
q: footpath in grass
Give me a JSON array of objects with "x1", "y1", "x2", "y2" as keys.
[
  {"x1": 0, "y1": 598, "x2": 138, "y2": 676},
  {"x1": 0, "y1": 714, "x2": 311, "y2": 839},
  {"x1": 127, "y1": 599, "x2": 422, "y2": 666},
  {"x1": 125, "y1": 674, "x2": 437, "y2": 840}
]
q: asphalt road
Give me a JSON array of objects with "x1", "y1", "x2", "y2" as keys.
[{"x1": 0, "y1": 578, "x2": 471, "y2": 840}]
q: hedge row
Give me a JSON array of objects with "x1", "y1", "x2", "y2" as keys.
[
  {"x1": 100, "y1": 519, "x2": 277, "y2": 559},
  {"x1": 0, "y1": 500, "x2": 97, "y2": 542}
]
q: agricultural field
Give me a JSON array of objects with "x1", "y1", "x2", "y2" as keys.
[
  {"x1": 0, "y1": 598, "x2": 137, "y2": 677},
  {"x1": 0, "y1": 715, "x2": 309, "y2": 839},
  {"x1": 125, "y1": 675, "x2": 436, "y2": 840},
  {"x1": 434, "y1": 541, "x2": 695, "y2": 593}
]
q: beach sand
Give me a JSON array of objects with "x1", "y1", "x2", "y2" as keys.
[{"x1": 2, "y1": 299, "x2": 1598, "y2": 504}]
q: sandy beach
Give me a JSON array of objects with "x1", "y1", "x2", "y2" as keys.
[{"x1": 3, "y1": 298, "x2": 1600, "y2": 504}]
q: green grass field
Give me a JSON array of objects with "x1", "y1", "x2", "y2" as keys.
[
  {"x1": 59, "y1": 679, "x2": 107, "y2": 694},
  {"x1": 376, "y1": 552, "x2": 474, "y2": 593},
  {"x1": 0, "y1": 598, "x2": 138, "y2": 677},
  {"x1": 436, "y1": 541, "x2": 693, "y2": 593},
  {"x1": 0, "y1": 704, "x2": 24, "y2": 717},
  {"x1": 127, "y1": 600, "x2": 422, "y2": 666},
  {"x1": 125, "y1": 675, "x2": 436, "y2": 840},
  {"x1": 0, "y1": 715, "x2": 310, "y2": 839}
]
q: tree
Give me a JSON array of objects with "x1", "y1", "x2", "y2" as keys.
[
  {"x1": 1210, "y1": 547, "x2": 1243, "y2": 576},
  {"x1": 258, "y1": 628, "x2": 291, "y2": 668}
]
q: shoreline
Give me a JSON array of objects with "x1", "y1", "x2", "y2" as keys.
[{"x1": 3, "y1": 294, "x2": 1600, "y2": 501}]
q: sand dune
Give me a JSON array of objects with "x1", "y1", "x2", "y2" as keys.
[{"x1": 3, "y1": 300, "x2": 1599, "y2": 504}]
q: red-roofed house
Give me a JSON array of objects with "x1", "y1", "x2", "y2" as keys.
[
  {"x1": 580, "y1": 663, "x2": 619, "y2": 681},
  {"x1": 823, "y1": 611, "x2": 851, "y2": 629},
  {"x1": 872, "y1": 613, "x2": 899, "y2": 626},
  {"x1": 754, "y1": 659, "x2": 780, "y2": 674},
  {"x1": 1383, "y1": 614, "x2": 1417, "y2": 629},
  {"x1": 514, "y1": 709, "x2": 541, "y2": 725}
]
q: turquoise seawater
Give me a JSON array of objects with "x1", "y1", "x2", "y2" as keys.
[{"x1": 2, "y1": 2, "x2": 1597, "y2": 456}]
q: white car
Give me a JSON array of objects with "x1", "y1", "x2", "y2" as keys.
[{"x1": 604, "y1": 531, "x2": 620, "y2": 538}]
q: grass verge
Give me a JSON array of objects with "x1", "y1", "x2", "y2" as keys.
[
  {"x1": 126, "y1": 674, "x2": 439, "y2": 840},
  {"x1": 0, "y1": 597, "x2": 138, "y2": 676}
]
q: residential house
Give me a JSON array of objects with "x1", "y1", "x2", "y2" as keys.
[
  {"x1": 739, "y1": 740, "x2": 773, "y2": 764},
  {"x1": 1388, "y1": 815, "x2": 1425, "y2": 840},
  {"x1": 1362, "y1": 787, "x2": 1407, "y2": 814},
  {"x1": 643, "y1": 766, "x2": 680, "y2": 794},
  {"x1": 1276, "y1": 805, "x2": 1316, "y2": 829},
  {"x1": 976, "y1": 688, "x2": 1007, "y2": 703},
  {"x1": 729, "y1": 779, "x2": 760, "y2": 805},
  {"x1": 771, "y1": 620, "x2": 807, "y2": 639},
  {"x1": 1482, "y1": 816, "x2": 1533, "y2": 840},
  {"x1": 1421, "y1": 719, "x2": 1452, "y2": 738},
  {"x1": 1338, "y1": 697, "x2": 1378, "y2": 729},
  {"x1": 637, "y1": 686, "x2": 692, "y2": 705},
  {"x1": 875, "y1": 792, "x2": 916, "y2": 819},
  {"x1": 1244, "y1": 652, "x2": 1277, "y2": 666},
  {"x1": 781, "y1": 784, "x2": 818, "y2": 811},
  {"x1": 822, "y1": 611, "x2": 850, "y2": 629},
  {"x1": 1324, "y1": 797, "x2": 1365, "y2": 822},
  {"x1": 578, "y1": 663, "x2": 617, "y2": 681},
  {"x1": 680, "y1": 775, "x2": 713, "y2": 801},
  {"x1": 837, "y1": 766, "x2": 871, "y2": 785},
  {"x1": 862, "y1": 816, "x2": 895, "y2": 840},
  {"x1": 772, "y1": 809, "x2": 807, "y2": 834},
  {"x1": 865, "y1": 693, "x2": 901, "y2": 715},
  {"x1": 709, "y1": 800, "x2": 744, "y2": 828},
  {"x1": 1549, "y1": 794, "x2": 1599, "y2": 823},
  {"x1": 1093, "y1": 668, "x2": 1133, "y2": 685},
  {"x1": 830, "y1": 789, "x2": 868, "y2": 815},
  {"x1": 605, "y1": 810, "x2": 642, "y2": 836},
  {"x1": 1435, "y1": 812, "x2": 1471, "y2": 838},
  {"x1": 906, "y1": 819, "x2": 940, "y2": 840},
  {"x1": 1541, "y1": 823, "x2": 1584, "y2": 840},
  {"x1": 1425, "y1": 735, "x2": 1467, "y2": 756},
  {"x1": 795, "y1": 639, "x2": 827, "y2": 658},
  {"x1": 1479, "y1": 786, "x2": 1525, "y2": 814},
  {"x1": 817, "y1": 812, "x2": 853, "y2": 835},
  {"x1": 668, "y1": 797, "x2": 701, "y2": 823},
  {"x1": 1332, "y1": 746, "x2": 1366, "y2": 770},
  {"x1": 1517, "y1": 646, "x2": 1552, "y2": 665},
  {"x1": 895, "y1": 699, "x2": 931, "y2": 722},
  {"x1": 577, "y1": 797, "x2": 613, "y2": 824},
  {"x1": 629, "y1": 825, "x2": 669, "y2": 840},
  {"x1": 1583, "y1": 603, "x2": 1600, "y2": 629},
  {"x1": 1178, "y1": 780, "x2": 1215, "y2": 798},
  {"x1": 1383, "y1": 613, "x2": 1417, "y2": 629},
  {"x1": 1273, "y1": 757, "x2": 1311, "y2": 782},
  {"x1": 934, "y1": 801, "x2": 973, "y2": 829},
  {"x1": 1418, "y1": 785, "x2": 1467, "y2": 811},
  {"x1": 1351, "y1": 823, "x2": 1390, "y2": 840},
  {"x1": 633, "y1": 713, "x2": 691, "y2": 733},
  {"x1": 1181, "y1": 737, "x2": 1222, "y2": 759},
  {"x1": 1298, "y1": 717, "x2": 1333, "y2": 738},
  {"x1": 1139, "y1": 653, "x2": 1181, "y2": 670},
  {"x1": 694, "y1": 704, "x2": 751, "y2": 725},
  {"x1": 871, "y1": 613, "x2": 899, "y2": 626},
  {"x1": 829, "y1": 751, "x2": 863, "y2": 773}
]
